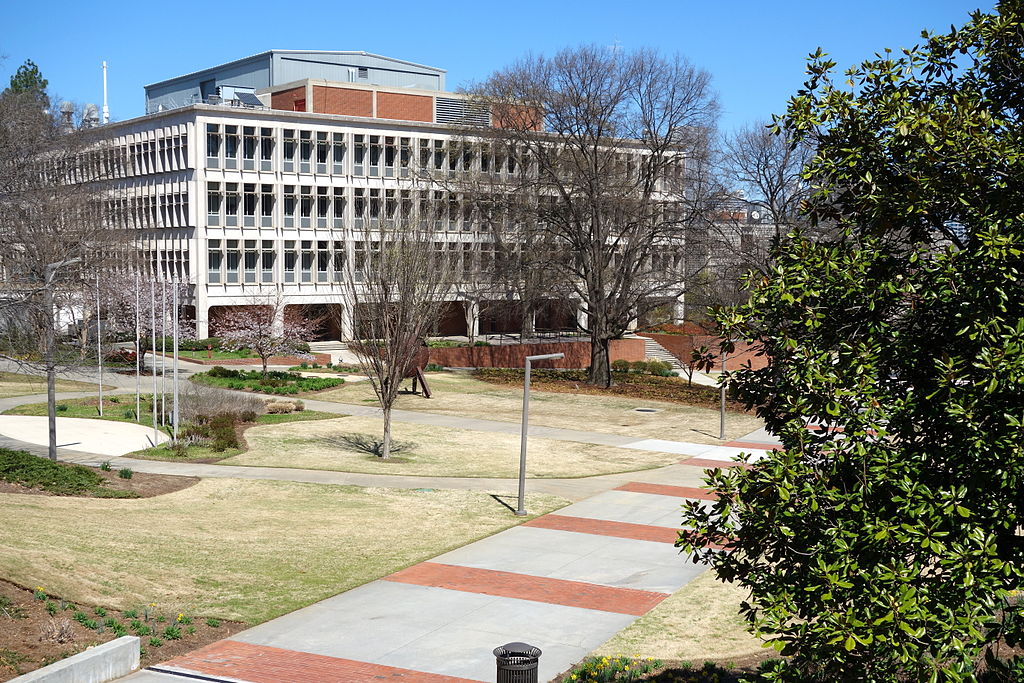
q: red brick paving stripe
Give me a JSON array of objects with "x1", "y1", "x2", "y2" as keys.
[
  {"x1": 384, "y1": 562, "x2": 668, "y2": 616},
  {"x1": 723, "y1": 440, "x2": 781, "y2": 450},
  {"x1": 614, "y1": 482, "x2": 719, "y2": 500},
  {"x1": 679, "y1": 457, "x2": 752, "y2": 469},
  {"x1": 157, "y1": 639, "x2": 477, "y2": 683},
  {"x1": 524, "y1": 513, "x2": 680, "y2": 543}
]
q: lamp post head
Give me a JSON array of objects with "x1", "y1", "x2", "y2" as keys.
[{"x1": 525, "y1": 353, "x2": 565, "y2": 363}]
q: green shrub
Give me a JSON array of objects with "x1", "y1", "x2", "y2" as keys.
[
  {"x1": 629, "y1": 360, "x2": 650, "y2": 374},
  {"x1": 0, "y1": 448, "x2": 108, "y2": 495},
  {"x1": 206, "y1": 366, "x2": 240, "y2": 379},
  {"x1": 163, "y1": 625, "x2": 182, "y2": 640},
  {"x1": 44, "y1": 600, "x2": 56, "y2": 615},
  {"x1": 94, "y1": 607, "x2": 106, "y2": 617},
  {"x1": 473, "y1": 340, "x2": 491, "y2": 346},
  {"x1": 209, "y1": 415, "x2": 239, "y2": 452},
  {"x1": 123, "y1": 408, "x2": 136, "y2": 419},
  {"x1": 123, "y1": 609, "x2": 137, "y2": 619},
  {"x1": 425, "y1": 363, "x2": 444, "y2": 372},
  {"x1": 611, "y1": 359, "x2": 632, "y2": 372},
  {"x1": 205, "y1": 618, "x2": 221, "y2": 628},
  {"x1": 55, "y1": 404, "x2": 68, "y2": 412},
  {"x1": 118, "y1": 468, "x2": 133, "y2": 480},
  {"x1": 99, "y1": 461, "x2": 111, "y2": 472},
  {"x1": 148, "y1": 637, "x2": 163, "y2": 647}
]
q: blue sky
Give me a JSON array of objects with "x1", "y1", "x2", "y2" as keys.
[{"x1": 0, "y1": 0, "x2": 992, "y2": 133}]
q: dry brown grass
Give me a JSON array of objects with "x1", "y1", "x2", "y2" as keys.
[
  {"x1": 594, "y1": 569, "x2": 765, "y2": 661},
  {"x1": 312, "y1": 372, "x2": 763, "y2": 444},
  {"x1": 0, "y1": 372, "x2": 102, "y2": 399},
  {"x1": 0, "y1": 478, "x2": 566, "y2": 624},
  {"x1": 219, "y1": 415, "x2": 680, "y2": 478}
]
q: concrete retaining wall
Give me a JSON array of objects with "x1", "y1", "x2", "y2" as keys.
[{"x1": 12, "y1": 635, "x2": 140, "y2": 683}]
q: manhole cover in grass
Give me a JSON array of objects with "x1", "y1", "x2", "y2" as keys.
[{"x1": 634, "y1": 408, "x2": 659, "y2": 413}]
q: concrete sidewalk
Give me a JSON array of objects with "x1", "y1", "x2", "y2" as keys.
[{"x1": 117, "y1": 464, "x2": 727, "y2": 683}]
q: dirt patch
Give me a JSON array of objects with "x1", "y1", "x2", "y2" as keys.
[
  {"x1": 0, "y1": 467, "x2": 197, "y2": 499},
  {"x1": 0, "y1": 579, "x2": 244, "y2": 681}
]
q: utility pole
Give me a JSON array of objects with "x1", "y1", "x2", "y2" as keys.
[
  {"x1": 135, "y1": 272, "x2": 140, "y2": 421},
  {"x1": 95, "y1": 274, "x2": 103, "y2": 416},
  {"x1": 150, "y1": 279, "x2": 157, "y2": 441},
  {"x1": 517, "y1": 353, "x2": 564, "y2": 516},
  {"x1": 172, "y1": 278, "x2": 179, "y2": 438}
]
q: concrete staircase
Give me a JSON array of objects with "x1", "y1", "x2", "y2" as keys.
[
  {"x1": 307, "y1": 340, "x2": 348, "y2": 353},
  {"x1": 629, "y1": 334, "x2": 686, "y2": 371},
  {"x1": 307, "y1": 340, "x2": 350, "y2": 365}
]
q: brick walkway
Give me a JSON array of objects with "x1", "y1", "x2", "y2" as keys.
[
  {"x1": 123, "y1": 470, "x2": 721, "y2": 683},
  {"x1": 152, "y1": 640, "x2": 478, "y2": 682}
]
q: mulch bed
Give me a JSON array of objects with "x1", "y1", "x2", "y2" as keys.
[
  {"x1": 0, "y1": 580, "x2": 244, "y2": 682},
  {"x1": 0, "y1": 467, "x2": 198, "y2": 498}
]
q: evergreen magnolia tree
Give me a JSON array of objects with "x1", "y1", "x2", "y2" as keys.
[{"x1": 680, "y1": 5, "x2": 1024, "y2": 681}]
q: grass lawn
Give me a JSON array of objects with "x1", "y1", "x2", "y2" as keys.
[
  {"x1": 5, "y1": 395, "x2": 153, "y2": 424},
  {"x1": 594, "y1": 569, "x2": 765, "y2": 662},
  {"x1": 129, "y1": 411, "x2": 338, "y2": 462},
  {"x1": 0, "y1": 372, "x2": 105, "y2": 400},
  {"x1": 219, "y1": 415, "x2": 680, "y2": 478},
  {"x1": 311, "y1": 372, "x2": 764, "y2": 444},
  {"x1": 0, "y1": 478, "x2": 566, "y2": 624}
]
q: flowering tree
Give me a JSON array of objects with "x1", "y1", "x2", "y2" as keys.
[
  {"x1": 216, "y1": 294, "x2": 319, "y2": 376},
  {"x1": 98, "y1": 271, "x2": 193, "y2": 368}
]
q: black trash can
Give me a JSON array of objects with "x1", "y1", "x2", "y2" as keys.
[{"x1": 494, "y1": 641, "x2": 542, "y2": 683}]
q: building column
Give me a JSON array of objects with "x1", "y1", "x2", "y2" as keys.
[
  {"x1": 272, "y1": 303, "x2": 285, "y2": 336},
  {"x1": 195, "y1": 305, "x2": 210, "y2": 339},
  {"x1": 339, "y1": 304, "x2": 354, "y2": 341},
  {"x1": 576, "y1": 303, "x2": 588, "y2": 330},
  {"x1": 466, "y1": 301, "x2": 480, "y2": 340},
  {"x1": 673, "y1": 293, "x2": 685, "y2": 324}
]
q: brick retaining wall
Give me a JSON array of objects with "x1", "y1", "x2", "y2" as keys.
[{"x1": 427, "y1": 338, "x2": 645, "y2": 369}]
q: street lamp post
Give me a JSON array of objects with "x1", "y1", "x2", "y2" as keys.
[
  {"x1": 517, "y1": 352, "x2": 565, "y2": 516},
  {"x1": 719, "y1": 344, "x2": 732, "y2": 440}
]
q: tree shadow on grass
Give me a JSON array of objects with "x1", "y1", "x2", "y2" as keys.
[{"x1": 329, "y1": 433, "x2": 414, "y2": 459}]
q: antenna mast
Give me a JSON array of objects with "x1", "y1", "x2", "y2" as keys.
[{"x1": 101, "y1": 61, "x2": 109, "y2": 124}]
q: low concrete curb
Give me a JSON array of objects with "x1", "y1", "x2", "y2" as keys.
[{"x1": 11, "y1": 636, "x2": 140, "y2": 683}]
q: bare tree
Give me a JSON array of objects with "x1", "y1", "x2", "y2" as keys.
[
  {"x1": 342, "y1": 214, "x2": 455, "y2": 460},
  {"x1": 0, "y1": 86, "x2": 121, "y2": 459},
  {"x1": 216, "y1": 293, "x2": 319, "y2": 377},
  {"x1": 718, "y1": 120, "x2": 814, "y2": 246},
  {"x1": 457, "y1": 45, "x2": 720, "y2": 386}
]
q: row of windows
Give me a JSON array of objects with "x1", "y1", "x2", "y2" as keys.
[
  {"x1": 203, "y1": 125, "x2": 528, "y2": 179},
  {"x1": 107, "y1": 191, "x2": 190, "y2": 230},
  {"x1": 205, "y1": 183, "x2": 521, "y2": 232},
  {"x1": 205, "y1": 239, "x2": 500, "y2": 285}
]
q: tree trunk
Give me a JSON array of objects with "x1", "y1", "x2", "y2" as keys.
[
  {"x1": 261, "y1": 354, "x2": 269, "y2": 378},
  {"x1": 588, "y1": 336, "x2": 613, "y2": 388},
  {"x1": 381, "y1": 406, "x2": 392, "y2": 460},
  {"x1": 43, "y1": 285, "x2": 57, "y2": 460}
]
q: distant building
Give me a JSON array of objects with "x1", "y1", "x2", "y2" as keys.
[{"x1": 84, "y1": 50, "x2": 689, "y2": 340}]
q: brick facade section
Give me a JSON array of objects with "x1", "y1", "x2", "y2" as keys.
[
  {"x1": 614, "y1": 482, "x2": 719, "y2": 500},
  {"x1": 427, "y1": 338, "x2": 645, "y2": 369},
  {"x1": 312, "y1": 86, "x2": 373, "y2": 117},
  {"x1": 524, "y1": 514, "x2": 680, "y2": 544},
  {"x1": 638, "y1": 333, "x2": 769, "y2": 371},
  {"x1": 158, "y1": 640, "x2": 478, "y2": 683},
  {"x1": 384, "y1": 562, "x2": 668, "y2": 615},
  {"x1": 492, "y1": 103, "x2": 543, "y2": 131},
  {"x1": 271, "y1": 86, "x2": 306, "y2": 112},
  {"x1": 377, "y1": 91, "x2": 433, "y2": 122}
]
